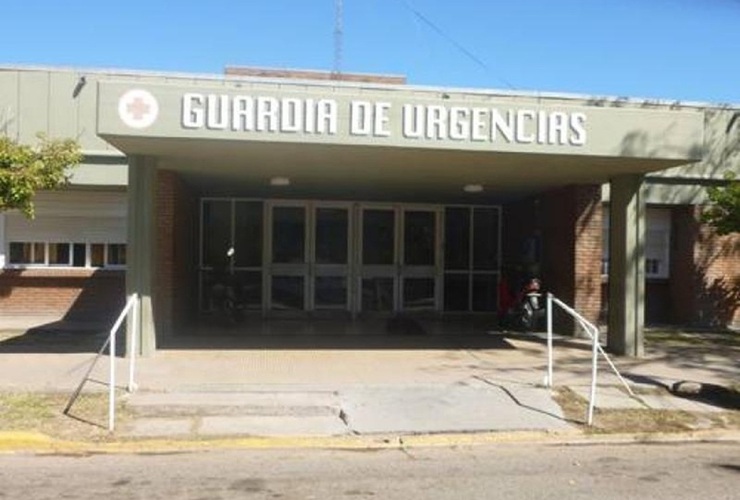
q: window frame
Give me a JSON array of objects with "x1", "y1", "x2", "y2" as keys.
[
  {"x1": 6, "y1": 241, "x2": 127, "y2": 269},
  {"x1": 602, "y1": 206, "x2": 671, "y2": 280}
]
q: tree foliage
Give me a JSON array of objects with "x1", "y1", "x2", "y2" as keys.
[
  {"x1": 702, "y1": 171, "x2": 740, "y2": 235},
  {"x1": 0, "y1": 134, "x2": 82, "y2": 218}
]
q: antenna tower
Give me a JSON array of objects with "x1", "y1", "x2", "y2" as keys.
[{"x1": 333, "y1": 0, "x2": 343, "y2": 79}]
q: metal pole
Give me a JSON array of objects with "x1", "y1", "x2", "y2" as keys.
[
  {"x1": 128, "y1": 294, "x2": 139, "y2": 392},
  {"x1": 546, "y1": 293, "x2": 553, "y2": 387},
  {"x1": 587, "y1": 323, "x2": 598, "y2": 426},
  {"x1": 108, "y1": 319, "x2": 116, "y2": 432}
]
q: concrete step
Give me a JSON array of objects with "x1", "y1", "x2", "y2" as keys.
[{"x1": 126, "y1": 391, "x2": 341, "y2": 418}]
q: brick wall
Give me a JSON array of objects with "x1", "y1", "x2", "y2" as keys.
[
  {"x1": 155, "y1": 170, "x2": 197, "y2": 336},
  {"x1": 541, "y1": 185, "x2": 602, "y2": 326},
  {"x1": 672, "y1": 205, "x2": 740, "y2": 327},
  {"x1": 224, "y1": 66, "x2": 407, "y2": 85},
  {"x1": 0, "y1": 268, "x2": 124, "y2": 323},
  {"x1": 671, "y1": 206, "x2": 699, "y2": 324}
]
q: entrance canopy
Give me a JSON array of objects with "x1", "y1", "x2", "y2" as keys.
[
  {"x1": 97, "y1": 78, "x2": 705, "y2": 202},
  {"x1": 99, "y1": 75, "x2": 707, "y2": 357}
]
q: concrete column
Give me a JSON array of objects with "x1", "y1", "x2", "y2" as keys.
[
  {"x1": 126, "y1": 155, "x2": 157, "y2": 356},
  {"x1": 607, "y1": 174, "x2": 646, "y2": 357}
]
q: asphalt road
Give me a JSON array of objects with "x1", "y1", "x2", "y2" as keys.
[{"x1": 0, "y1": 442, "x2": 738, "y2": 499}]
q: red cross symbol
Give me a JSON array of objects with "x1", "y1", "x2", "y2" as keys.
[
  {"x1": 118, "y1": 89, "x2": 159, "y2": 129},
  {"x1": 126, "y1": 97, "x2": 151, "y2": 120}
]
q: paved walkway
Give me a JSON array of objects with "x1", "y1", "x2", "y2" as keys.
[{"x1": 1, "y1": 317, "x2": 738, "y2": 440}]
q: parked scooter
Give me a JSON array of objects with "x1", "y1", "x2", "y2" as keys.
[
  {"x1": 500, "y1": 276, "x2": 546, "y2": 332},
  {"x1": 210, "y1": 247, "x2": 246, "y2": 326},
  {"x1": 516, "y1": 277, "x2": 545, "y2": 332}
]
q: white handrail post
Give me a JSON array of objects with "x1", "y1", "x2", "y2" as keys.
[
  {"x1": 587, "y1": 323, "x2": 598, "y2": 426},
  {"x1": 128, "y1": 294, "x2": 139, "y2": 392},
  {"x1": 545, "y1": 293, "x2": 553, "y2": 388},
  {"x1": 108, "y1": 320, "x2": 116, "y2": 432}
]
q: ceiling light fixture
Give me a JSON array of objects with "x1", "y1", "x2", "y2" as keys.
[
  {"x1": 463, "y1": 184, "x2": 483, "y2": 193},
  {"x1": 270, "y1": 177, "x2": 291, "y2": 187}
]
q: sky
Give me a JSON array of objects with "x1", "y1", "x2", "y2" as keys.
[{"x1": 4, "y1": 0, "x2": 740, "y2": 104}]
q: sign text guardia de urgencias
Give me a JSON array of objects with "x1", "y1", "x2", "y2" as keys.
[{"x1": 181, "y1": 93, "x2": 588, "y2": 146}]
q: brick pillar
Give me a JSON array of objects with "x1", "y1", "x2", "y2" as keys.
[
  {"x1": 573, "y1": 186, "x2": 604, "y2": 323},
  {"x1": 156, "y1": 169, "x2": 196, "y2": 337},
  {"x1": 540, "y1": 184, "x2": 602, "y2": 331}
]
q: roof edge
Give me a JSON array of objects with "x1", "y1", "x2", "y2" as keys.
[{"x1": 2, "y1": 63, "x2": 739, "y2": 111}]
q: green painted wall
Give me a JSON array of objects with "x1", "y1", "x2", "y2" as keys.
[{"x1": 1, "y1": 65, "x2": 737, "y2": 197}]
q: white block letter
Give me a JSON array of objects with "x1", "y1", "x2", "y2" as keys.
[
  {"x1": 374, "y1": 102, "x2": 391, "y2": 137},
  {"x1": 403, "y1": 105, "x2": 424, "y2": 139},
  {"x1": 350, "y1": 101, "x2": 372, "y2": 136},
  {"x1": 515, "y1": 110, "x2": 536, "y2": 143},
  {"x1": 182, "y1": 93, "x2": 204, "y2": 129},
  {"x1": 569, "y1": 113, "x2": 587, "y2": 146}
]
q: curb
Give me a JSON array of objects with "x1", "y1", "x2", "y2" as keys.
[{"x1": 1, "y1": 428, "x2": 739, "y2": 455}]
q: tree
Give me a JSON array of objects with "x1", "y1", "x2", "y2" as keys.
[
  {"x1": 0, "y1": 134, "x2": 82, "y2": 217},
  {"x1": 702, "y1": 171, "x2": 740, "y2": 235}
]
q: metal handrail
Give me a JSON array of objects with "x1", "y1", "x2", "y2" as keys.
[
  {"x1": 63, "y1": 293, "x2": 139, "y2": 431},
  {"x1": 545, "y1": 293, "x2": 633, "y2": 426}
]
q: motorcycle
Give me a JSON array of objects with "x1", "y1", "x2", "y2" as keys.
[{"x1": 501, "y1": 277, "x2": 546, "y2": 332}]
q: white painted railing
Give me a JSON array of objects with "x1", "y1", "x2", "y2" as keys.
[
  {"x1": 64, "y1": 293, "x2": 139, "y2": 431},
  {"x1": 545, "y1": 293, "x2": 634, "y2": 426}
]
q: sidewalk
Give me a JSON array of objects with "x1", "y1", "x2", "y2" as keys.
[{"x1": 1, "y1": 317, "x2": 738, "y2": 445}]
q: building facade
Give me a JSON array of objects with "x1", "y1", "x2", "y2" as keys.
[{"x1": 0, "y1": 65, "x2": 738, "y2": 356}]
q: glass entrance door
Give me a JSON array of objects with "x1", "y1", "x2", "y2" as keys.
[
  {"x1": 401, "y1": 208, "x2": 440, "y2": 312},
  {"x1": 359, "y1": 206, "x2": 398, "y2": 313},
  {"x1": 358, "y1": 206, "x2": 441, "y2": 314},
  {"x1": 311, "y1": 204, "x2": 351, "y2": 312},
  {"x1": 269, "y1": 203, "x2": 308, "y2": 312},
  {"x1": 268, "y1": 202, "x2": 352, "y2": 314}
]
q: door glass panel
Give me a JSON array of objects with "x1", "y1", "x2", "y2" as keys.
[
  {"x1": 472, "y1": 273, "x2": 498, "y2": 312},
  {"x1": 404, "y1": 211, "x2": 436, "y2": 266},
  {"x1": 473, "y1": 208, "x2": 499, "y2": 270},
  {"x1": 235, "y1": 271, "x2": 262, "y2": 310},
  {"x1": 444, "y1": 273, "x2": 469, "y2": 311},
  {"x1": 316, "y1": 208, "x2": 348, "y2": 264},
  {"x1": 363, "y1": 210, "x2": 395, "y2": 265},
  {"x1": 272, "y1": 276, "x2": 304, "y2": 310},
  {"x1": 202, "y1": 200, "x2": 231, "y2": 268},
  {"x1": 315, "y1": 276, "x2": 347, "y2": 309},
  {"x1": 403, "y1": 278, "x2": 436, "y2": 311},
  {"x1": 272, "y1": 206, "x2": 305, "y2": 264},
  {"x1": 362, "y1": 277, "x2": 394, "y2": 312},
  {"x1": 234, "y1": 201, "x2": 263, "y2": 267},
  {"x1": 445, "y1": 207, "x2": 470, "y2": 270}
]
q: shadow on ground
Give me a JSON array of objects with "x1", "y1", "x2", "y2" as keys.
[
  {"x1": 157, "y1": 317, "x2": 516, "y2": 351},
  {"x1": 0, "y1": 321, "x2": 113, "y2": 354},
  {"x1": 1, "y1": 316, "x2": 518, "y2": 353}
]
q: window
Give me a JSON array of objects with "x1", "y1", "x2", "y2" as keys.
[
  {"x1": 107, "y1": 244, "x2": 127, "y2": 266},
  {"x1": 9, "y1": 242, "x2": 45, "y2": 264},
  {"x1": 48, "y1": 243, "x2": 71, "y2": 265},
  {"x1": 7, "y1": 242, "x2": 127, "y2": 268},
  {"x1": 602, "y1": 207, "x2": 671, "y2": 279}
]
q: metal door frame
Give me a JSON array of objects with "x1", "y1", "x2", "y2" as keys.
[{"x1": 356, "y1": 203, "x2": 443, "y2": 314}]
